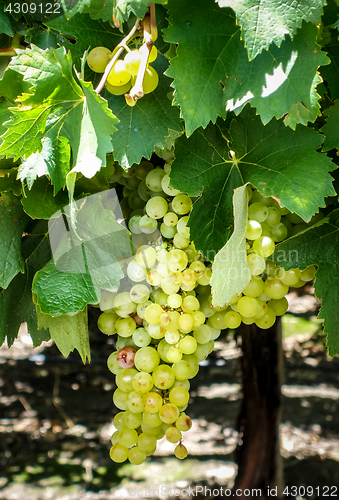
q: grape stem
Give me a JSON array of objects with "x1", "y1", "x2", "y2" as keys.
[
  {"x1": 95, "y1": 18, "x2": 141, "y2": 94},
  {"x1": 0, "y1": 48, "x2": 17, "y2": 57},
  {"x1": 0, "y1": 33, "x2": 24, "y2": 56},
  {"x1": 125, "y1": 13, "x2": 154, "y2": 102},
  {"x1": 150, "y1": 3, "x2": 158, "y2": 42}
]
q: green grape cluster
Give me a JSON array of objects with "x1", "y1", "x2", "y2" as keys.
[
  {"x1": 98, "y1": 153, "x2": 317, "y2": 464},
  {"x1": 86, "y1": 44, "x2": 159, "y2": 102},
  {"x1": 223, "y1": 188, "x2": 318, "y2": 330}
]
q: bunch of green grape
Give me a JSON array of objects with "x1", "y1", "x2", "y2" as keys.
[
  {"x1": 86, "y1": 44, "x2": 159, "y2": 101},
  {"x1": 98, "y1": 153, "x2": 318, "y2": 464},
  {"x1": 223, "y1": 189, "x2": 319, "y2": 330}
]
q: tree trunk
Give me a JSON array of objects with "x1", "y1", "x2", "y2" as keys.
[{"x1": 232, "y1": 317, "x2": 284, "y2": 499}]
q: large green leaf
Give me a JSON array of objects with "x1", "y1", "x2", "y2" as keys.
[
  {"x1": 164, "y1": 0, "x2": 235, "y2": 136},
  {"x1": 321, "y1": 100, "x2": 339, "y2": 152},
  {"x1": 33, "y1": 193, "x2": 132, "y2": 316},
  {"x1": 83, "y1": 0, "x2": 115, "y2": 22},
  {"x1": 170, "y1": 124, "x2": 242, "y2": 256},
  {"x1": 37, "y1": 305, "x2": 90, "y2": 363},
  {"x1": 112, "y1": 0, "x2": 167, "y2": 26},
  {"x1": 107, "y1": 54, "x2": 182, "y2": 168},
  {"x1": 240, "y1": 22, "x2": 329, "y2": 129},
  {"x1": 0, "y1": 220, "x2": 50, "y2": 347},
  {"x1": 32, "y1": 258, "x2": 99, "y2": 316},
  {"x1": 165, "y1": 1, "x2": 328, "y2": 135},
  {"x1": 21, "y1": 176, "x2": 69, "y2": 219},
  {"x1": 219, "y1": 0, "x2": 325, "y2": 60},
  {"x1": 25, "y1": 25, "x2": 64, "y2": 50},
  {"x1": 0, "y1": 101, "x2": 13, "y2": 143},
  {"x1": 0, "y1": 69, "x2": 31, "y2": 106},
  {"x1": 0, "y1": 196, "x2": 29, "y2": 288},
  {"x1": 210, "y1": 185, "x2": 251, "y2": 307},
  {"x1": 170, "y1": 106, "x2": 336, "y2": 256},
  {"x1": 0, "y1": 166, "x2": 21, "y2": 196},
  {"x1": 273, "y1": 219, "x2": 339, "y2": 356},
  {"x1": 0, "y1": 6, "x2": 14, "y2": 36},
  {"x1": 18, "y1": 130, "x2": 71, "y2": 194},
  {"x1": 320, "y1": 37, "x2": 339, "y2": 100},
  {"x1": 0, "y1": 46, "x2": 118, "y2": 182}
]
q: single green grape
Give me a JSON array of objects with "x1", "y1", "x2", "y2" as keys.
[
  {"x1": 174, "y1": 443, "x2": 188, "y2": 459},
  {"x1": 147, "y1": 45, "x2": 158, "y2": 63},
  {"x1": 169, "y1": 386, "x2": 190, "y2": 406},
  {"x1": 237, "y1": 296, "x2": 259, "y2": 318},
  {"x1": 146, "y1": 196, "x2": 168, "y2": 219},
  {"x1": 124, "y1": 49, "x2": 142, "y2": 75},
  {"x1": 248, "y1": 202, "x2": 269, "y2": 223},
  {"x1": 97, "y1": 312, "x2": 117, "y2": 335},
  {"x1": 166, "y1": 426, "x2": 182, "y2": 443},
  {"x1": 178, "y1": 335, "x2": 197, "y2": 355},
  {"x1": 132, "y1": 371, "x2": 154, "y2": 394},
  {"x1": 264, "y1": 277, "x2": 289, "y2": 300},
  {"x1": 128, "y1": 446, "x2": 146, "y2": 464},
  {"x1": 159, "y1": 403, "x2": 179, "y2": 424},
  {"x1": 175, "y1": 413, "x2": 192, "y2": 431},
  {"x1": 116, "y1": 368, "x2": 138, "y2": 392},
  {"x1": 268, "y1": 297, "x2": 288, "y2": 316},
  {"x1": 224, "y1": 311, "x2": 242, "y2": 329},
  {"x1": 118, "y1": 427, "x2": 138, "y2": 448},
  {"x1": 142, "y1": 391, "x2": 163, "y2": 413},
  {"x1": 255, "y1": 307, "x2": 276, "y2": 329},
  {"x1": 107, "y1": 60, "x2": 131, "y2": 86},
  {"x1": 143, "y1": 66, "x2": 159, "y2": 94},
  {"x1": 87, "y1": 46, "x2": 111, "y2": 72},
  {"x1": 246, "y1": 220, "x2": 262, "y2": 240},
  {"x1": 109, "y1": 443, "x2": 128, "y2": 463},
  {"x1": 105, "y1": 80, "x2": 131, "y2": 95},
  {"x1": 152, "y1": 364, "x2": 175, "y2": 389},
  {"x1": 134, "y1": 346, "x2": 160, "y2": 372}
]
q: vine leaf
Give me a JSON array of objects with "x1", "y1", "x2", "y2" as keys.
[
  {"x1": 107, "y1": 54, "x2": 182, "y2": 169},
  {"x1": 320, "y1": 38, "x2": 339, "y2": 100},
  {"x1": 210, "y1": 185, "x2": 251, "y2": 307},
  {"x1": 240, "y1": 22, "x2": 329, "y2": 129},
  {"x1": 33, "y1": 193, "x2": 132, "y2": 316},
  {"x1": 170, "y1": 106, "x2": 336, "y2": 257},
  {"x1": 0, "y1": 7, "x2": 15, "y2": 36},
  {"x1": 230, "y1": 106, "x2": 336, "y2": 217},
  {"x1": 0, "y1": 220, "x2": 51, "y2": 348},
  {"x1": 164, "y1": 0, "x2": 236, "y2": 136},
  {"x1": 273, "y1": 221, "x2": 339, "y2": 356},
  {"x1": 0, "y1": 166, "x2": 22, "y2": 196},
  {"x1": 0, "y1": 197, "x2": 29, "y2": 288},
  {"x1": 20, "y1": 177, "x2": 69, "y2": 220},
  {"x1": 0, "y1": 45, "x2": 118, "y2": 183},
  {"x1": 112, "y1": 0, "x2": 167, "y2": 26},
  {"x1": 37, "y1": 305, "x2": 91, "y2": 363},
  {"x1": 82, "y1": 0, "x2": 114, "y2": 22},
  {"x1": 219, "y1": 0, "x2": 326, "y2": 60},
  {"x1": 165, "y1": 1, "x2": 328, "y2": 135},
  {"x1": 170, "y1": 124, "x2": 242, "y2": 256},
  {"x1": 321, "y1": 100, "x2": 339, "y2": 152},
  {"x1": 32, "y1": 259, "x2": 99, "y2": 316},
  {"x1": 18, "y1": 131, "x2": 71, "y2": 194}
]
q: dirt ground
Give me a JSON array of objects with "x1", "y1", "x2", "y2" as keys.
[{"x1": 0, "y1": 291, "x2": 338, "y2": 500}]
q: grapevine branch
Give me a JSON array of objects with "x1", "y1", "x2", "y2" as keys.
[
  {"x1": 125, "y1": 4, "x2": 156, "y2": 104},
  {"x1": 126, "y1": 16, "x2": 153, "y2": 101}
]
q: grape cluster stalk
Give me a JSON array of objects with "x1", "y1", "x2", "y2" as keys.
[
  {"x1": 98, "y1": 152, "x2": 318, "y2": 464},
  {"x1": 88, "y1": 8, "x2": 159, "y2": 105}
]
